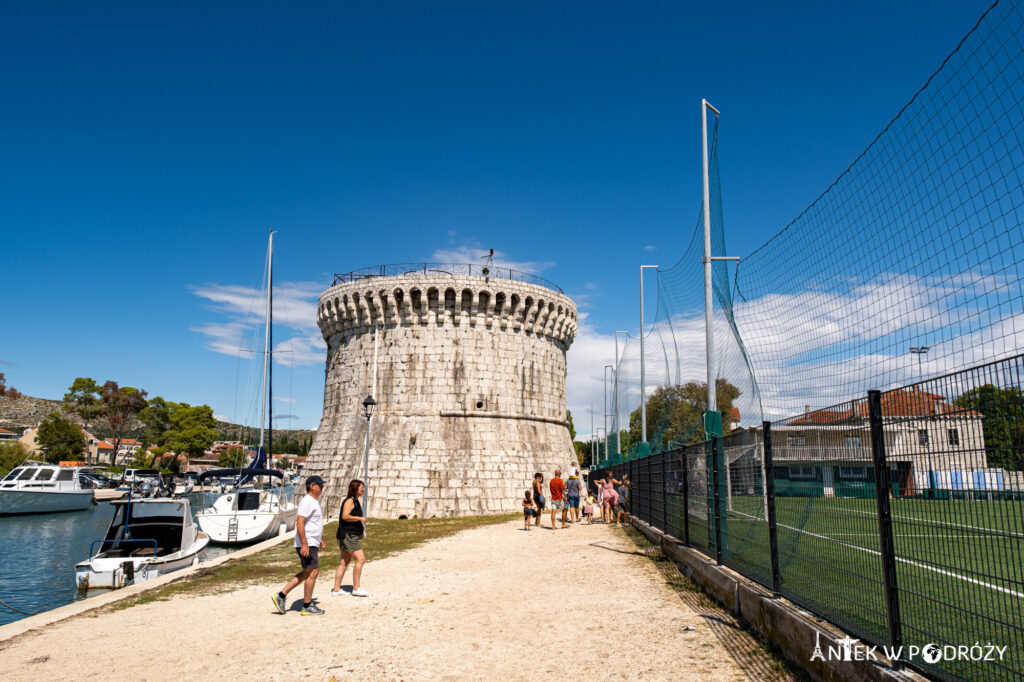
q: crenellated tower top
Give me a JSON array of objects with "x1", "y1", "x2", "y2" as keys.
[{"x1": 318, "y1": 266, "x2": 577, "y2": 349}]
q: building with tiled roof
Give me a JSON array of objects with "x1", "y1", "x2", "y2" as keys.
[{"x1": 766, "y1": 387, "x2": 990, "y2": 498}]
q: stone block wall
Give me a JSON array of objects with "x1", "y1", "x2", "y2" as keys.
[{"x1": 305, "y1": 274, "x2": 578, "y2": 518}]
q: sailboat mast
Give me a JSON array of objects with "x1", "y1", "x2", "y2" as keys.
[
  {"x1": 268, "y1": 231, "x2": 274, "y2": 467},
  {"x1": 258, "y1": 230, "x2": 274, "y2": 455}
]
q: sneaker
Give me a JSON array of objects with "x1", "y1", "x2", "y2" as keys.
[
  {"x1": 301, "y1": 603, "x2": 326, "y2": 615},
  {"x1": 329, "y1": 589, "x2": 345, "y2": 597},
  {"x1": 351, "y1": 587, "x2": 369, "y2": 597},
  {"x1": 272, "y1": 592, "x2": 286, "y2": 614}
]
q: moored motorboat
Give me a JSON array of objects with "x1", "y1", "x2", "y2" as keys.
[
  {"x1": 0, "y1": 462, "x2": 94, "y2": 515},
  {"x1": 74, "y1": 497, "x2": 208, "y2": 589}
]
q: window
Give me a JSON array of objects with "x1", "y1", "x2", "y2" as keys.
[
  {"x1": 3, "y1": 468, "x2": 22, "y2": 481},
  {"x1": 787, "y1": 436, "x2": 806, "y2": 446},
  {"x1": 951, "y1": 471, "x2": 963, "y2": 490},
  {"x1": 789, "y1": 466, "x2": 816, "y2": 479},
  {"x1": 843, "y1": 436, "x2": 862, "y2": 447},
  {"x1": 947, "y1": 429, "x2": 960, "y2": 446},
  {"x1": 56, "y1": 469, "x2": 74, "y2": 481},
  {"x1": 917, "y1": 429, "x2": 929, "y2": 447},
  {"x1": 17, "y1": 468, "x2": 38, "y2": 480},
  {"x1": 839, "y1": 467, "x2": 869, "y2": 480}
]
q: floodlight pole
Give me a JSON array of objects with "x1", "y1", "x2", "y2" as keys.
[
  {"x1": 614, "y1": 331, "x2": 628, "y2": 454},
  {"x1": 910, "y1": 345, "x2": 930, "y2": 380},
  {"x1": 640, "y1": 265, "x2": 658, "y2": 442},
  {"x1": 701, "y1": 99, "x2": 739, "y2": 413}
]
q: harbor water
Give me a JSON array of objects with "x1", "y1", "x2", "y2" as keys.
[{"x1": 0, "y1": 488, "x2": 293, "y2": 627}]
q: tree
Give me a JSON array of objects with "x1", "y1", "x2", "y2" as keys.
[
  {"x1": 955, "y1": 384, "x2": 1024, "y2": 471},
  {"x1": 36, "y1": 412, "x2": 86, "y2": 463},
  {"x1": 218, "y1": 447, "x2": 247, "y2": 468},
  {"x1": 0, "y1": 441, "x2": 29, "y2": 477},
  {"x1": 63, "y1": 377, "x2": 102, "y2": 434},
  {"x1": 166, "y1": 403, "x2": 219, "y2": 459},
  {"x1": 566, "y1": 409, "x2": 576, "y2": 441},
  {"x1": 628, "y1": 379, "x2": 742, "y2": 448},
  {"x1": 139, "y1": 396, "x2": 174, "y2": 447},
  {"x1": 1, "y1": 373, "x2": 23, "y2": 428},
  {"x1": 100, "y1": 381, "x2": 148, "y2": 465}
]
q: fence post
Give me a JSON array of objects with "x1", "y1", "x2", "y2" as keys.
[
  {"x1": 763, "y1": 421, "x2": 781, "y2": 597},
  {"x1": 868, "y1": 390, "x2": 903, "y2": 665},
  {"x1": 682, "y1": 449, "x2": 690, "y2": 545},
  {"x1": 712, "y1": 436, "x2": 722, "y2": 565},
  {"x1": 662, "y1": 453, "x2": 668, "y2": 533}
]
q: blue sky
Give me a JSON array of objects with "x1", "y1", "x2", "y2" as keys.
[{"x1": 0, "y1": 1, "x2": 993, "y2": 434}]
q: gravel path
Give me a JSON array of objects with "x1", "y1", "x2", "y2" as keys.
[{"x1": 0, "y1": 518, "x2": 752, "y2": 680}]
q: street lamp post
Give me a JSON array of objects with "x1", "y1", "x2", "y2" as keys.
[
  {"x1": 604, "y1": 364, "x2": 613, "y2": 454},
  {"x1": 614, "y1": 331, "x2": 628, "y2": 454},
  {"x1": 640, "y1": 265, "x2": 658, "y2": 442},
  {"x1": 910, "y1": 346, "x2": 930, "y2": 380},
  {"x1": 361, "y1": 395, "x2": 376, "y2": 516}
]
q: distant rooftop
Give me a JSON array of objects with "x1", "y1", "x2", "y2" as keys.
[{"x1": 333, "y1": 263, "x2": 563, "y2": 295}]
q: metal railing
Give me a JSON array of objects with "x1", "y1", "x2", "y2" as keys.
[
  {"x1": 332, "y1": 263, "x2": 564, "y2": 295},
  {"x1": 601, "y1": 353, "x2": 1024, "y2": 681}
]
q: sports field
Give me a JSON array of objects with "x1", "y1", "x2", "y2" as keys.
[{"x1": 683, "y1": 494, "x2": 1024, "y2": 681}]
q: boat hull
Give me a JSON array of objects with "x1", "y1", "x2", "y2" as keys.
[
  {"x1": 0, "y1": 489, "x2": 94, "y2": 515},
  {"x1": 74, "y1": 534, "x2": 210, "y2": 589},
  {"x1": 196, "y1": 507, "x2": 297, "y2": 544}
]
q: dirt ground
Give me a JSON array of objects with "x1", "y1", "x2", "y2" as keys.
[{"x1": 0, "y1": 518, "x2": 787, "y2": 681}]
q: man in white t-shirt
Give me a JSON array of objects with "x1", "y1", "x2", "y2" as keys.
[{"x1": 272, "y1": 475, "x2": 326, "y2": 616}]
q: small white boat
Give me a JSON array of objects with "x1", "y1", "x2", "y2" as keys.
[
  {"x1": 172, "y1": 478, "x2": 194, "y2": 496},
  {"x1": 75, "y1": 497, "x2": 209, "y2": 589},
  {"x1": 196, "y1": 468, "x2": 296, "y2": 544},
  {"x1": 0, "y1": 463, "x2": 94, "y2": 515}
]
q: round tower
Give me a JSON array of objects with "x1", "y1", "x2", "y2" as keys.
[{"x1": 304, "y1": 264, "x2": 578, "y2": 518}]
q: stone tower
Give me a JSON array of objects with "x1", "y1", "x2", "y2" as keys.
[{"x1": 304, "y1": 265, "x2": 578, "y2": 519}]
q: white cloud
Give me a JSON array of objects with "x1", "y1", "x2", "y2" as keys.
[
  {"x1": 273, "y1": 396, "x2": 296, "y2": 404},
  {"x1": 190, "y1": 279, "x2": 328, "y2": 367},
  {"x1": 429, "y1": 245, "x2": 554, "y2": 275},
  {"x1": 213, "y1": 413, "x2": 230, "y2": 422},
  {"x1": 644, "y1": 245, "x2": 658, "y2": 252}
]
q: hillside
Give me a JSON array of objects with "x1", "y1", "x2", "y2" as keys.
[{"x1": 0, "y1": 394, "x2": 316, "y2": 442}]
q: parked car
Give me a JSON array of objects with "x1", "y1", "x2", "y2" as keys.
[{"x1": 78, "y1": 473, "x2": 111, "y2": 489}]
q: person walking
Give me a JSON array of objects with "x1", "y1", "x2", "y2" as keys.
[
  {"x1": 549, "y1": 469, "x2": 567, "y2": 529},
  {"x1": 600, "y1": 471, "x2": 620, "y2": 524},
  {"x1": 616, "y1": 479, "x2": 631, "y2": 526},
  {"x1": 330, "y1": 479, "x2": 369, "y2": 598},
  {"x1": 564, "y1": 468, "x2": 582, "y2": 523},
  {"x1": 272, "y1": 475, "x2": 326, "y2": 616},
  {"x1": 532, "y1": 473, "x2": 545, "y2": 527}
]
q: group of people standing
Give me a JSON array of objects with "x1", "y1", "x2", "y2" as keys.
[
  {"x1": 522, "y1": 468, "x2": 630, "y2": 530},
  {"x1": 272, "y1": 476, "x2": 370, "y2": 616}
]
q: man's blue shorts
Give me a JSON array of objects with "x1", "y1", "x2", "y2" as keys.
[{"x1": 566, "y1": 494, "x2": 580, "y2": 509}]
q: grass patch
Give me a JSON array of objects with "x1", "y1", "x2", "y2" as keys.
[{"x1": 106, "y1": 514, "x2": 516, "y2": 610}]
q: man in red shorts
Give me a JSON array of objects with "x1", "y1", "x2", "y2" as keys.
[{"x1": 549, "y1": 469, "x2": 568, "y2": 529}]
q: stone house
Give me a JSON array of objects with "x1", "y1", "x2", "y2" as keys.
[{"x1": 769, "y1": 387, "x2": 991, "y2": 497}]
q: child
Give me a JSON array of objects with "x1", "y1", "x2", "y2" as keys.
[
  {"x1": 523, "y1": 490, "x2": 535, "y2": 530},
  {"x1": 583, "y1": 493, "x2": 597, "y2": 523}
]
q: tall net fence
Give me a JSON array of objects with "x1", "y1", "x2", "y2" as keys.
[
  {"x1": 605, "y1": 352, "x2": 1024, "y2": 681},
  {"x1": 605, "y1": 0, "x2": 1024, "y2": 461}
]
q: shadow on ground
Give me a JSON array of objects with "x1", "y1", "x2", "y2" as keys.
[{"x1": 618, "y1": 525, "x2": 807, "y2": 682}]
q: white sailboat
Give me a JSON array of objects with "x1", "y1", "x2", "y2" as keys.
[{"x1": 195, "y1": 230, "x2": 297, "y2": 544}]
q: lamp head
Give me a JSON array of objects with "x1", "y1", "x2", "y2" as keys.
[{"x1": 362, "y1": 395, "x2": 377, "y2": 419}]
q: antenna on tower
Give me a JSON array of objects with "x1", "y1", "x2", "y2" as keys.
[{"x1": 481, "y1": 248, "x2": 494, "y2": 276}]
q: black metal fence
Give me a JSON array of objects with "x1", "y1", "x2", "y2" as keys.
[{"x1": 601, "y1": 353, "x2": 1024, "y2": 681}]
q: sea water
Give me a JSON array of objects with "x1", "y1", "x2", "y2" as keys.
[{"x1": 0, "y1": 488, "x2": 292, "y2": 627}]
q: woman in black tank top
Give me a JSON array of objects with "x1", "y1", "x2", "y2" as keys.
[{"x1": 330, "y1": 479, "x2": 370, "y2": 597}]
